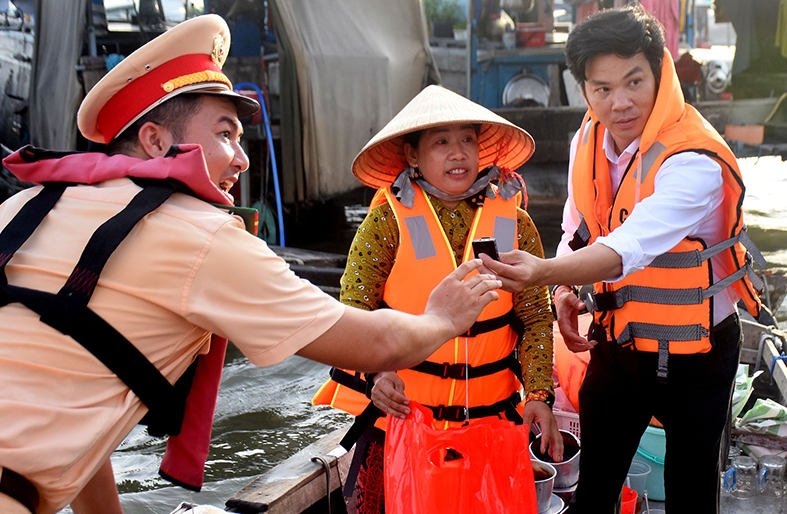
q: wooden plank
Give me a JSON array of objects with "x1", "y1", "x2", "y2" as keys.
[
  {"x1": 731, "y1": 429, "x2": 787, "y2": 451},
  {"x1": 268, "y1": 245, "x2": 346, "y2": 268},
  {"x1": 740, "y1": 319, "x2": 787, "y2": 402},
  {"x1": 740, "y1": 347, "x2": 758, "y2": 365},
  {"x1": 762, "y1": 337, "x2": 787, "y2": 401},
  {"x1": 724, "y1": 124, "x2": 765, "y2": 145},
  {"x1": 547, "y1": 63, "x2": 561, "y2": 107},
  {"x1": 227, "y1": 425, "x2": 355, "y2": 514}
]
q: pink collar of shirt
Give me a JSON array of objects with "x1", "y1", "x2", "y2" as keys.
[{"x1": 3, "y1": 144, "x2": 233, "y2": 206}]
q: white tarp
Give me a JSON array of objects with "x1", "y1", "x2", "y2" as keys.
[
  {"x1": 29, "y1": 0, "x2": 87, "y2": 151},
  {"x1": 271, "y1": 0, "x2": 439, "y2": 202}
]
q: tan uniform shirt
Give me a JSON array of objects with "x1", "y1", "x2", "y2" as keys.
[{"x1": 0, "y1": 178, "x2": 344, "y2": 513}]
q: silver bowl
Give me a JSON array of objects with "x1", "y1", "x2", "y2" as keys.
[{"x1": 530, "y1": 429, "x2": 581, "y2": 489}]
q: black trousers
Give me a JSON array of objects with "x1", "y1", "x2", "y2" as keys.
[{"x1": 567, "y1": 314, "x2": 742, "y2": 514}]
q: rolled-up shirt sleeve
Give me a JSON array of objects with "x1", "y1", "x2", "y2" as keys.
[
  {"x1": 595, "y1": 152, "x2": 723, "y2": 281},
  {"x1": 186, "y1": 219, "x2": 345, "y2": 366}
]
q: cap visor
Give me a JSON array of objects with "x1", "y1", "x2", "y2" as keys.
[{"x1": 206, "y1": 89, "x2": 260, "y2": 118}]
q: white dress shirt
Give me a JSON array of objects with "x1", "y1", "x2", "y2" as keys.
[{"x1": 557, "y1": 125, "x2": 738, "y2": 325}]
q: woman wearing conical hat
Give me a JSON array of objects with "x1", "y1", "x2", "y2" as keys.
[{"x1": 313, "y1": 85, "x2": 562, "y2": 512}]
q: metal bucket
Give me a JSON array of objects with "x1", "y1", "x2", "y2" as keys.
[
  {"x1": 532, "y1": 460, "x2": 557, "y2": 513},
  {"x1": 530, "y1": 429, "x2": 581, "y2": 488}
]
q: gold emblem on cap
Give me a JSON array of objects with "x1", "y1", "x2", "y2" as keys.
[{"x1": 211, "y1": 34, "x2": 226, "y2": 68}]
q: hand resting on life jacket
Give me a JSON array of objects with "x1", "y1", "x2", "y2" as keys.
[{"x1": 371, "y1": 371, "x2": 410, "y2": 419}]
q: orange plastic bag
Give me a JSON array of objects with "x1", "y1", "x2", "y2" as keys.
[{"x1": 384, "y1": 402, "x2": 539, "y2": 513}]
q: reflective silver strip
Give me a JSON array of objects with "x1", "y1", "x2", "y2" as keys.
[
  {"x1": 616, "y1": 322, "x2": 709, "y2": 346},
  {"x1": 639, "y1": 142, "x2": 667, "y2": 184},
  {"x1": 649, "y1": 227, "x2": 766, "y2": 269},
  {"x1": 582, "y1": 121, "x2": 592, "y2": 146},
  {"x1": 657, "y1": 339, "x2": 669, "y2": 381},
  {"x1": 404, "y1": 215, "x2": 437, "y2": 260},
  {"x1": 493, "y1": 216, "x2": 517, "y2": 253}
]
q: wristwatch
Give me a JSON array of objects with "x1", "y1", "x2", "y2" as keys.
[
  {"x1": 550, "y1": 285, "x2": 579, "y2": 320},
  {"x1": 550, "y1": 284, "x2": 579, "y2": 299}
]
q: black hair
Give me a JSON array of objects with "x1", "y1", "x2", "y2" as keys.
[
  {"x1": 108, "y1": 94, "x2": 205, "y2": 155},
  {"x1": 401, "y1": 129, "x2": 424, "y2": 149},
  {"x1": 564, "y1": 5, "x2": 665, "y2": 93},
  {"x1": 400, "y1": 124, "x2": 482, "y2": 150}
]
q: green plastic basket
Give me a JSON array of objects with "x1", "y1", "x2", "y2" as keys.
[{"x1": 635, "y1": 426, "x2": 666, "y2": 501}]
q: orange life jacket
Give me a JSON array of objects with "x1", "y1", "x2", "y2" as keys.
[
  {"x1": 569, "y1": 50, "x2": 764, "y2": 375},
  {"x1": 552, "y1": 314, "x2": 593, "y2": 414},
  {"x1": 313, "y1": 184, "x2": 524, "y2": 431}
]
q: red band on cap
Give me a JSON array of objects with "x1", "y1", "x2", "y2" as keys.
[{"x1": 97, "y1": 54, "x2": 228, "y2": 143}]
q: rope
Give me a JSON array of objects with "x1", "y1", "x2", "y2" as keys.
[
  {"x1": 464, "y1": 336, "x2": 470, "y2": 424},
  {"x1": 311, "y1": 455, "x2": 332, "y2": 514}
]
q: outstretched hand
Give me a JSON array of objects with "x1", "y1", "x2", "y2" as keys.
[
  {"x1": 371, "y1": 372, "x2": 410, "y2": 419},
  {"x1": 424, "y1": 259, "x2": 501, "y2": 337},
  {"x1": 478, "y1": 251, "x2": 543, "y2": 293}
]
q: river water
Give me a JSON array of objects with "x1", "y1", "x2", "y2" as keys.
[{"x1": 60, "y1": 156, "x2": 786, "y2": 513}]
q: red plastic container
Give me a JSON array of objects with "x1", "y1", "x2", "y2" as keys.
[
  {"x1": 516, "y1": 22, "x2": 545, "y2": 48},
  {"x1": 621, "y1": 485, "x2": 637, "y2": 514}
]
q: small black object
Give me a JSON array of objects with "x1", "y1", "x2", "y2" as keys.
[
  {"x1": 209, "y1": 203, "x2": 259, "y2": 236},
  {"x1": 472, "y1": 237, "x2": 499, "y2": 260}
]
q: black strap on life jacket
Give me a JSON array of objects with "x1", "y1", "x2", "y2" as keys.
[
  {"x1": 329, "y1": 348, "x2": 523, "y2": 397},
  {"x1": 0, "y1": 179, "x2": 194, "y2": 436},
  {"x1": 414, "y1": 307, "x2": 523, "y2": 382},
  {"x1": 338, "y1": 391, "x2": 524, "y2": 451},
  {"x1": 410, "y1": 349, "x2": 522, "y2": 382},
  {"x1": 464, "y1": 308, "x2": 524, "y2": 338},
  {"x1": 427, "y1": 391, "x2": 523, "y2": 424},
  {"x1": 329, "y1": 368, "x2": 376, "y2": 398},
  {"x1": 329, "y1": 307, "x2": 524, "y2": 397},
  {"x1": 333, "y1": 306, "x2": 525, "y2": 451},
  {"x1": 378, "y1": 301, "x2": 524, "y2": 340}
]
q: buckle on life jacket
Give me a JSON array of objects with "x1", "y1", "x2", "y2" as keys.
[
  {"x1": 440, "y1": 362, "x2": 468, "y2": 379},
  {"x1": 657, "y1": 339, "x2": 669, "y2": 384},
  {"x1": 589, "y1": 291, "x2": 617, "y2": 312},
  {"x1": 434, "y1": 404, "x2": 469, "y2": 422},
  {"x1": 411, "y1": 350, "x2": 522, "y2": 384},
  {"x1": 329, "y1": 367, "x2": 375, "y2": 398}
]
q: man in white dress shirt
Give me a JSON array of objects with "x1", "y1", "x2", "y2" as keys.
[{"x1": 480, "y1": 6, "x2": 766, "y2": 513}]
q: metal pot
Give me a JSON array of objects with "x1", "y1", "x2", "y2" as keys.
[
  {"x1": 532, "y1": 460, "x2": 556, "y2": 513},
  {"x1": 530, "y1": 429, "x2": 581, "y2": 488}
]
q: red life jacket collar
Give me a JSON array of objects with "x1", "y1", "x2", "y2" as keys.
[{"x1": 3, "y1": 144, "x2": 233, "y2": 206}]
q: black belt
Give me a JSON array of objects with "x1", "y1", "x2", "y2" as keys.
[{"x1": 0, "y1": 468, "x2": 39, "y2": 514}]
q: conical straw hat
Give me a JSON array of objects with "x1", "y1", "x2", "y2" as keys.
[{"x1": 352, "y1": 85, "x2": 535, "y2": 189}]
